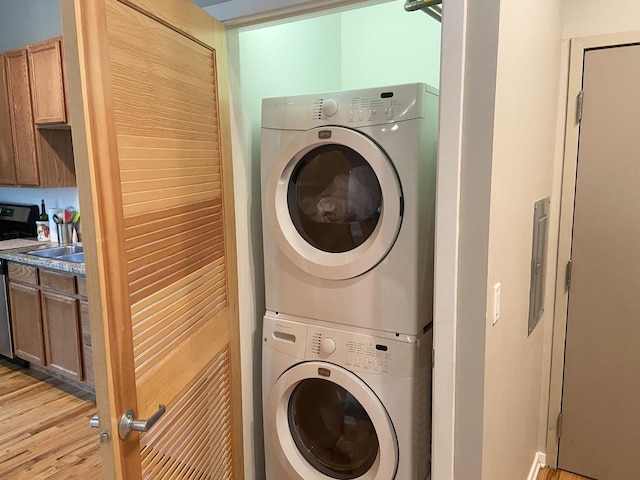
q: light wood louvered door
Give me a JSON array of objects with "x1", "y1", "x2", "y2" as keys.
[{"x1": 60, "y1": 0, "x2": 243, "y2": 478}]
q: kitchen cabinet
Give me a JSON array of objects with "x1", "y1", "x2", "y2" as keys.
[
  {"x1": 78, "y1": 277, "x2": 94, "y2": 387},
  {"x1": 0, "y1": 57, "x2": 17, "y2": 184},
  {"x1": 7, "y1": 263, "x2": 45, "y2": 365},
  {"x1": 40, "y1": 269, "x2": 82, "y2": 381},
  {"x1": 8, "y1": 262, "x2": 91, "y2": 385},
  {"x1": 4, "y1": 48, "x2": 39, "y2": 186},
  {"x1": 28, "y1": 38, "x2": 67, "y2": 125},
  {"x1": 0, "y1": 37, "x2": 75, "y2": 188}
]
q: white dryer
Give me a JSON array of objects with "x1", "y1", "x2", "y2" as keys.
[
  {"x1": 262, "y1": 312, "x2": 432, "y2": 480},
  {"x1": 261, "y1": 83, "x2": 439, "y2": 335}
]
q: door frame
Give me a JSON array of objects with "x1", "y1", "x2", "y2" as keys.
[
  {"x1": 223, "y1": 2, "x2": 465, "y2": 479},
  {"x1": 546, "y1": 29, "x2": 640, "y2": 467}
]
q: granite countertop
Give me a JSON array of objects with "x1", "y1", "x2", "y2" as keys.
[{"x1": 0, "y1": 242, "x2": 86, "y2": 275}]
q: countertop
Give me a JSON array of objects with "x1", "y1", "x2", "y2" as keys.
[{"x1": 0, "y1": 243, "x2": 86, "y2": 275}]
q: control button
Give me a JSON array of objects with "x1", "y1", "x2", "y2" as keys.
[
  {"x1": 381, "y1": 361, "x2": 389, "y2": 372},
  {"x1": 346, "y1": 354, "x2": 352, "y2": 365},
  {"x1": 368, "y1": 109, "x2": 375, "y2": 120},
  {"x1": 365, "y1": 358, "x2": 372, "y2": 369},
  {"x1": 374, "y1": 359, "x2": 379, "y2": 370},
  {"x1": 358, "y1": 109, "x2": 363, "y2": 121},
  {"x1": 322, "y1": 99, "x2": 339, "y2": 117},
  {"x1": 387, "y1": 107, "x2": 393, "y2": 120},
  {"x1": 355, "y1": 356, "x2": 362, "y2": 367},
  {"x1": 349, "y1": 110, "x2": 354, "y2": 121},
  {"x1": 319, "y1": 337, "x2": 336, "y2": 357}
]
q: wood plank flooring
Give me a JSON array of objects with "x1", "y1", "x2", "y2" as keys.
[
  {"x1": 538, "y1": 467, "x2": 593, "y2": 480},
  {"x1": 0, "y1": 357, "x2": 602, "y2": 480},
  {"x1": 0, "y1": 358, "x2": 102, "y2": 479}
]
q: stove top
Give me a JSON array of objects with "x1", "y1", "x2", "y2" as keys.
[
  {"x1": 0, "y1": 202, "x2": 39, "y2": 241},
  {"x1": 0, "y1": 232, "x2": 32, "y2": 241}
]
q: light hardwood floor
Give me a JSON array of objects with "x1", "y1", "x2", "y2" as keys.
[
  {"x1": 538, "y1": 467, "x2": 593, "y2": 480},
  {"x1": 0, "y1": 358, "x2": 101, "y2": 479},
  {"x1": 0, "y1": 357, "x2": 599, "y2": 480}
]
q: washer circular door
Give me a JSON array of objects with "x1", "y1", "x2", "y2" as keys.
[
  {"x1": 265, "y1": 126, "x2": 402, "y2": 280},
  {"x1": 267, "y1": 361, "x2": 398, "y2": 479}
]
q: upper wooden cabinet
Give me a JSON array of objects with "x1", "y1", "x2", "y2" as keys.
[
  {"x1": 0, "y1": 56, "x2": 17, "y2": 184},
  {"x1": 28, "y1": 38, "x2": 68, "y2": 125},
  {"x1": 0, "y1": 37, "x2": 75, "y2": 188},
  {"x1": 4, "y1": 48, "x2": 40, "y2": 186}
]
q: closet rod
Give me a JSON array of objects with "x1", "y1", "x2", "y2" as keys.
[{"x1": 404, "y1": 0, "x2": 442, "y2": 22}]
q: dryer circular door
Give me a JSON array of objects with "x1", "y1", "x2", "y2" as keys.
[
  {"x1": 267, "y1": 361, "x2": 398, "y2": 479},
  {"x1": 265, "y1": 126, "x2": 402, "y2": 280}
]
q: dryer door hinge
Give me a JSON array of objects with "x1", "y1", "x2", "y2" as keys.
[
  {"x1": 557, "y1": 412, "x2": 563, "y2": 439},
  {"x1": 576, "y1": 90, "x2": 584, "y2": 123},
  {"x1": 566, "y1": 260, "x2": 573, "y2": 290}
]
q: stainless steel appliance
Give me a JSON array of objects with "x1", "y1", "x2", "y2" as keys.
[
  {"x1": 0, "y1": 203, "x2": 39, "y2": 240},
  {"x1": 0, "y1": 203, "x2": 39, "y2": 359},
  {"x1": 0, "y1": 259, "x2": 12, "y2": 358}
]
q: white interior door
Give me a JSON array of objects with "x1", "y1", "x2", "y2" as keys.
[{"x1": 558, "y1": 43, "x2": 640, "y2": 479}]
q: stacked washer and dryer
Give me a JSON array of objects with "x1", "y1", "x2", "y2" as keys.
[{"x1": 260, "y1": 83, "x2": 439, "y2": 480}]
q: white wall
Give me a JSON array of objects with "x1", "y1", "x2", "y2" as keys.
[
  {"x1": 226, "y1": 3, "x2": 440, "y2": 478},
  {"x1": 452, "y1": 0, "x2": 565, "y2": 478},
  {"x1": 563, "y1": 0, "x2": 640, "y2": 37},
  {"x1": 480, "y1": 0, "x2": 563, "y2": 478}
]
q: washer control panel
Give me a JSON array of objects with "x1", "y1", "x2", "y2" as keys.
[
  {"x1": 263, "y1": 314, "x2": 425, "y2": 377},
  {"x1": 309, "y1": 329, "x2": 408, "y2": 375}
]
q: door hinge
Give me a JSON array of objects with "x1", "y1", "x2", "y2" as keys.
[
  {"x1": 557, "y1": 412, "x2": 563, "y2": 439},
  {"x1": 576, "y1": 90, "x2": 584, "y2": 123},
  {"x1": 566, "y1": 260, "x2": 573, "y2": 290}
]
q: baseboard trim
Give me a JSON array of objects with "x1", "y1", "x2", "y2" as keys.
[{"x1": 527, "y1": 452, "x2": 547, "y2": 480}]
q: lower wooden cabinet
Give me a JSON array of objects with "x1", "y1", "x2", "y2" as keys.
[
  {"x1": 41, "y1": 290, "x2": 82, "y2": 381},
  {"x1": 8, "y1": 280, "x2": 45, "y2": 366},
  {"x1": 8, "y1": 262, "x2": 91, "y2": 385}
]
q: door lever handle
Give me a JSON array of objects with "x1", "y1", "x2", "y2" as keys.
[{"x1": 118, "y1": 404, "x2": 166, "y2": 440}]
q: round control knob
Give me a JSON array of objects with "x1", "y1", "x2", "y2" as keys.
[
  {"x1": 319, "y1": 337, "x2": 336, "y2": 357},
  {"x1": 322, "y1": 99, "x2": 339, "y2": 117}
]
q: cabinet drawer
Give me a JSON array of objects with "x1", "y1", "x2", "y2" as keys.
[
  {"x1": 8, "y1": 262, "x2": 37, "y2": 285},
  {"x1": 40, "y1": 269, "x2": 76, "y2": 294}
]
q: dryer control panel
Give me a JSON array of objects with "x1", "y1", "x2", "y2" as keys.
[
  {"x1": 263, "y1": 313, "x2": 430, "y2": 377},
  {"x1": 262, "y1": 82, "x2": 438, "y2": 130}
]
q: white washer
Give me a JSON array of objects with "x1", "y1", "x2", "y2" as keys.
[
  {"x1": 261, "y1": 83, "x2": 439, "y2": 335},
  {"x1": 262, "y1": 312, "x2": 432, "y2": 480}
]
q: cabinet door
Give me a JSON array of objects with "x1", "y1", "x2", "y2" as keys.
[
  {"x1": 41, "y1": 290, "x2": 82, "y2": 381},
  {"x1": 79, "y1": 299, "x2": 94, "y2": 387},
  {"x1": 4, "y1": 49, "x2": 39, "y2": 186},
  {"x1": 28, "y1": 38, "x2": 67, "y2": 125},
  {"x1": 0, "y1": 54, "x2": 17, "y2": 185},
  {"x1": 8, "y1": 281, "x2": 45, "y2": 365}
]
